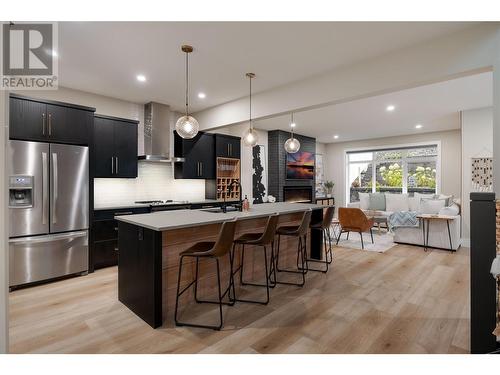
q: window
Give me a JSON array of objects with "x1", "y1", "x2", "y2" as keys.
[{"x1": 346, "y1": 144, "x2": 438, "y2": 203}]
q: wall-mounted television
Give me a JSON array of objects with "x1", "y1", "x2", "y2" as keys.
[{"x1": 286, "y1": 151, "x2": 315, "y2": 180}]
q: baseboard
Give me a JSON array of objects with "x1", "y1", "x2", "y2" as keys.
[{"x1": 461, "y1": 238, "x2": 470, "y2": 248}]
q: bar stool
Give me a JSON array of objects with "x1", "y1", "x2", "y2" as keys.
[
  {"x1": 303, "y1": 206, "x2": 335, "y2": 273},
  {"x1": 230, "y1": 214, "x2": 280, "y2": 305},
  {"x1": 269, "y1": 209, "x2": 312, "y2": 287},
  {"x1": 174, "y1": 219, "x2": 237, "y2": 330}
]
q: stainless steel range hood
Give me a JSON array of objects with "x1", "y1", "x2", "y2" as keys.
[{"x1": 138, "y1": 101, "x2": 184, "y2": 163}]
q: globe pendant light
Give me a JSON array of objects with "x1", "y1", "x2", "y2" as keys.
[
  {"x1": 284, "y1": 113, "x2": 300, "y2": 153},
  {"x1": 242, "y1": 72, "x2": 259, "y2": 147},
  {"x1": 175, "y1": 45, "x2": 199, "y2": 139}
]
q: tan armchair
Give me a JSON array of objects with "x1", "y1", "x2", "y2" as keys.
[{"x1": 336, "y1": 207, "x2": 374, "y2": 249}]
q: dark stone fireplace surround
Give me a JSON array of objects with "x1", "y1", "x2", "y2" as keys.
[{"x1": 268, "y1": 130, "x2": 316, "y2": 202}]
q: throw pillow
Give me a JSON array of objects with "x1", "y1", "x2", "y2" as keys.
[
  {"x1": 419, "y1": 198, "x2": 446, "y2": 214},
  {"x1": 359, "y1": 192, "x2": 370, "y2": 210},
  {"x1": 439, "y1": 204, "x2": 459, "y2": 216},
  {"x1": 414, "y1": 192, "x2": 436, "y2": 200},
  {"x1": 408, "y1": 197, "x2": 420, "y2": 212},
  {"x1": 368, "y1": 193, "x2": 386, "y2": 211},
  {"x1": 385, "y1": 193, "x2": 409, "y2": 212},
  {"x1": 438, "y1": 194, "x2": 453, "y2": 207}
]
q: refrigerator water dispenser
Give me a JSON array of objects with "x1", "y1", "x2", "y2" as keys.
[{"x1": 9, "y1": 175, "x2": 34, "y2": 208}]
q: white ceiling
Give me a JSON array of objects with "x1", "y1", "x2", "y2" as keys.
[
  {"x1": 253, "y1": 72, "x2": 492, "y2": 143},
  {"x1": 57, "y1": 22, "x2": 477, "y2": 112}
]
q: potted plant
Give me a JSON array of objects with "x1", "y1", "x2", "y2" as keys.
[{"x1": 323, "y1": 180, "x2": 334, "y2": 198}]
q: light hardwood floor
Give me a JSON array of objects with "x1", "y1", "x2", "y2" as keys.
[{"x1": 8, "y1": 243, "x2": 470, "y2": 354}]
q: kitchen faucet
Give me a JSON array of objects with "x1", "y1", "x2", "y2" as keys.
[{"x1": 228, "y1": 180, "x2": 243, "y2": 212}]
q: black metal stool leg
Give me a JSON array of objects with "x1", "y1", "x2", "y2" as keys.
[
  {"x1": 300, "y1": 227, "x2": 330, "y2": 273},
  {"x1": 174, "y1": 256, "x2": 185, "y2": 326},
  {"x1": 215, "y1": 258, "x2": 223, "y2": 330},
  {"x1": 239, "y1": 244, "x2": 245, "y2": 285},
  {"x1": 175, "y1": 255, "x2": 232, "y2": 330},
  {"x1": 327, "y1": 228, "x2": 334, "y2": 264},
  {"x1": 233, "y1": 244, "x2": 271, "y2": 305},
  {"x1": 273, "y1": 234, "x2": 306, "y2": 287},
  {"x1": 268, "y1": 238, "x2": 277, "y2": 288}
]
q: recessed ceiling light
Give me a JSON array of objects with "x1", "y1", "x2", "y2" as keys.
[
  {"x1": 51, "y1": 50, "x2": 58, "y2": 57},
  {"x1": 136, "y1": 74, "x2": 146, "y2": 82},
  {"x1": 415, "y1": 124, "x2": 423, "y2": 129},
  {"x1": 333, "y1": 135, "x2": 339, "y2": 139},
  {"x1": 386, "y1": 105, "x2": 395, "y2": 112},
  {"x1": 198, "y1": 92, "x2": 206, "y2": 99},
  {"x1": 290, "y1": 122, "x2": 296, "y2": 128}
]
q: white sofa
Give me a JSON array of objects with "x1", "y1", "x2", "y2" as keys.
[{"x1": 347, "y1": 193, "x2": 462, "y2": 251}]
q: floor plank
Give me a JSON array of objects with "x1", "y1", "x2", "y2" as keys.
[{"x1": 9, "y1": 244, "x2": 470, "y2": 354}]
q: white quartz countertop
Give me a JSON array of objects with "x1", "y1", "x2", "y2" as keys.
[{"x1": 115, "y1": 202, "x2": 326, "y2": 231}]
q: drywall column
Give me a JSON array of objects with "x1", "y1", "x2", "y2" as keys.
[{"x1": 0, "y1": 90, "x2": 8, "y2": 353}]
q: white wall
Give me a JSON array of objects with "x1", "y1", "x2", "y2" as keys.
[
  {"x1": 0, "y1": 90, "x2": 9, "y2": 353},
  {"x1": 324, "y1": 130, "x2": 462, "y2": 209},
  {"x1": 461, "y1": 107, "x2": 493, "y2": 242}
]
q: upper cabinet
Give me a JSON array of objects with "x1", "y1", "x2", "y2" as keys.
[
  {"x1": 215, "y1": 134, "x2": 241, "y2": 159},
  {"x1": 9, "y1": 94, "x2": 95, "y2": 145},
  {"x1": 94, "y1": 115, "x2": 138, "y2": 178},
  {"x1": 174, "y1": 131, "x2": 215, "y2": 179}
]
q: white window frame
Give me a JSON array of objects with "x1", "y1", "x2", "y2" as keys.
[{"x1": 344, "y1": 141, "x2": 441, "y2": 204}]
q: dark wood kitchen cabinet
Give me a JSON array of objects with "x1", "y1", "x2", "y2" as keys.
[
  {"x1": 9, "y1": 94, "x2": 95, "y2": 145},
  {"x1": 174, "y1": 131, "x2": 215, "y2": 179},
  {"x1": 93, "y1": 115, "x2": 138, "y2": 178},
  {"x1": 215, "y1": 134, "x2": 241, "y2": 159},
  {"x1": 91, "y1": 207, "x2": 150, "y2": 270}
]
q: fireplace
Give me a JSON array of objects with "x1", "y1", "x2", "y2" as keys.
[{"x1": 283, "y1": 186, "x2": 313, "y2": 203}]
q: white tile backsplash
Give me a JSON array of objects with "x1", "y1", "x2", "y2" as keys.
[{"x1": 94, "y1": 162, "x2": 205, "y2": 207}]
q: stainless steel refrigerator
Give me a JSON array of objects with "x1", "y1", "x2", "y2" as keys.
[{"x1": 8, "y1": 140, "x2": 89, "y2": 288}]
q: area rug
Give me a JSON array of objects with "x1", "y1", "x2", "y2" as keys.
[{"x1": 335, "y1": 231, "x2": 396, "y2": 253}]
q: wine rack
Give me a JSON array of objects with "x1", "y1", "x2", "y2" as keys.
[{"x1": 216, "y1": 157, "x2": 240, "y2": 201}]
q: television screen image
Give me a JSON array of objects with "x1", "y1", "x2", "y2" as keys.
[{"x1": 286, "y1": 151, "x2": 315, "y2": 179}]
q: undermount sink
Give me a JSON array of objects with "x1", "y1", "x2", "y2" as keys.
[{"x1": 202, "y1": 206, "x2": 238, "y2": 213}]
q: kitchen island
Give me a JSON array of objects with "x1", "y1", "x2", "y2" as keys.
[{"x1": 116, "y1": 202, "x2": 327, "y2": 328}]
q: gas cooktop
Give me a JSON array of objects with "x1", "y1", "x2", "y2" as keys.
[{"x1": 134, "y1": 200, "x2": 188, "y2": 206}]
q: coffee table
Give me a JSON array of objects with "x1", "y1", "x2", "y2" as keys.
[{"x1": 416, "y1": 214, "x2": 456, "y2": 252}]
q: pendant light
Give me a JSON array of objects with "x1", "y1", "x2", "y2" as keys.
[
  {"x1": 284, "y1": 113, "x2": 301, "y2": 153},
  {"x1": 175, "y1": 45, "x2": 199, "y2": 139},
  {"x1": 242, "y1": 72, "x2": 259, "y2": 147}
]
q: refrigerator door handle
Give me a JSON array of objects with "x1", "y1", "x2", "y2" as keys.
[
  {"x1": 111, "y1": 156, "x2": 114, "y2": 174},
  {"x1": 52, "y1": 152, "x2": 58, "y2": 224},
  {"x1": 48, "y1": 113, "x2": 52, "y2": 136},
  {"x1": 42, "y1": 152, "x2": 48, "y2": 225},
  {"x1": 9, "y1": 231, "x2": 87, "y2": 245},
  {"x1": 115, "y1": 156, "x2": 119, "y2": 174}
]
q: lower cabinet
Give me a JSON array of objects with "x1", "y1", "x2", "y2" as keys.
[{"x1": 91, "y1": 207, "x2": 149, "y2": 270}]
